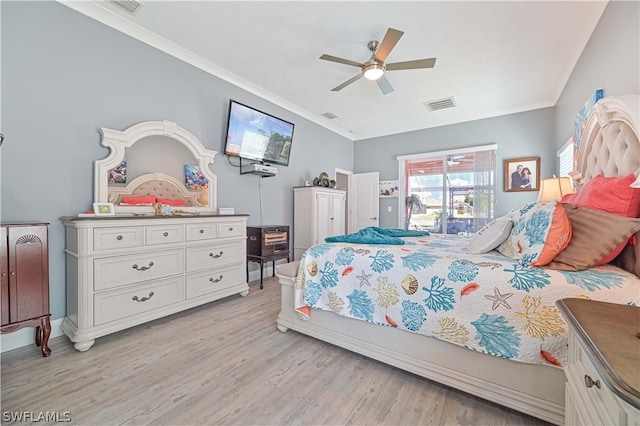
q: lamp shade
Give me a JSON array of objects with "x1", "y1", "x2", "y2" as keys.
[{"x1": 537, "y1": 176, "x2": 574, "y2": 202}]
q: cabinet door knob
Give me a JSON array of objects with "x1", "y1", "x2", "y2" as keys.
[
  {"x1": 117, "y1": 235, "x2": 123, "y2": 240},
  {"x1": 10, "y1": 271, "x2": 15, "y2": 276},
  {"x1": 1, "y1": 273, "x2": 6, "y2": 277},
  {"x1": 209, "y1": 275, "x2": 223, "y2": 283},
  {"x1": 584, "y1": 374, "x2": 601, "y2": 389},
  {"x1": 199, "y1": 229, "x2": 205, "y2": 234},
  {"x1": 209, "y1": 251, "x2": 223, "y2": 259},
  {"x1": 163, "y1": 232, "x2": 169, "y2": 237}
]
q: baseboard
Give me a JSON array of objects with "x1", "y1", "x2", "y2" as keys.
[{"x1": 0, "y1": 318, "x2": 64, "y2": 353}]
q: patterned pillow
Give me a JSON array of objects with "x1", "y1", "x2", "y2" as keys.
[
  {"x1": 546, "y1": 204, "x2": 640, "y2": 271},
  {"x1": 468, "y1": 216, "x2": 513, "y2": 254},
  {"x1": 502, "y1": 201, "x2": 572, "y2": 267},
  {"x1": 496, "y1": 202, "x2": 538, "y2": 258}
]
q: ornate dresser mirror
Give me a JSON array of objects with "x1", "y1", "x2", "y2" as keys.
[{"x1": 94, "y1": 120, "x2": 218, "y2": 214}]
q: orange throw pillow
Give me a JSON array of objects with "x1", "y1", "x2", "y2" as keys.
[
  {"x1": 123, "y1": 195, "x2": 156, "y2": 205},
  {"x1": 156, "y1": 198, "x2": 186, "y2": 206}
]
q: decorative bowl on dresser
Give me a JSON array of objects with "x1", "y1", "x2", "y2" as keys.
[
  {"x1": 557, "y1": 298, "x2": 640, "y2": 425},
  {"x1": 61, "y1": 214, "x2": 249, "y2": 351}
]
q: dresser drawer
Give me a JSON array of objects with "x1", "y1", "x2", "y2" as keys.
[
  {"x1": 185, "y1": 265, "x2": 245, "y2": 299},
  {"x1": 146, "y1": 224, "x2": 185, "y2": 245},
  {"x1": 94, "y1": 249, "x2": 185, "y2": 291},
  {"x1": 218, "y1": 222, "x2": 244, "y2": 238},
  {"x1": 186, "y1": 222, "x2": 218, "y2": 241},
  {"x1": 94, "y1": 276, "x2": 185, "y2": 325},
  {"x1": 186, "y1": 241, "x2": 243, "y2": 272},
  {"x1": 94, "y1": 227, "x2": 144, "y2": 251}
]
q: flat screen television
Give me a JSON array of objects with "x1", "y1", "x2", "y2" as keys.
[{"x1": 223, "y1": 100, "x2": 295, "y2": 167}]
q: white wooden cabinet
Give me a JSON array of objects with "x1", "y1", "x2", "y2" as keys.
[
  {"x1": 293, "y1": 187, "x2": 346, "y2": 260},
  {"x1": 61, "y1": 214, "x2": 249, "y2": 351},
  {"x1": 557, "y1": 298, "x2": 640, "y2": 426}
]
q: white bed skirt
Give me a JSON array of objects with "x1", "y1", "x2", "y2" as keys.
[{"x1": 276, "y1": 261, "x2": 565, "y2": 425}]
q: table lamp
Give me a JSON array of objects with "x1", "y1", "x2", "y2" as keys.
[{"x1": 537, "y1": 175, "x2": 574, "y2": 202}]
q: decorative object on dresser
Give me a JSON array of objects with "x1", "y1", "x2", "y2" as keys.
[
  {"x1": 246, "y1": 226, "x2": 290, "y2": 289},
  {"x1": 0, "y1": 223, "x2": 51, "y2": 357},
  {"x1": 557, "y1": 298, "x2": 639, "y2": 425},
  {"x1": 293, "y1": 186, "x2": 346, "y2": 260},
  {"x1": 61, "y1": 215, "x2": 249, "y2": 352}
]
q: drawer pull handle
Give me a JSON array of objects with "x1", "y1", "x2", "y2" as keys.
[
  {"x1": 209, "y1": 275, "x2": 223, "y2": 283},
  {"x1": 132, "y1": 262, "x2": 154, "y2": 271},
  {"x1": 163, "y1": 232, "x2": 169, "y2": 237},
  {"x1": 199, "y1": 229, "x2": 205, "y2": 234},
  {"x1": 209, "y1": 251, "x2": 223, "y2": 259},
  {"x1": 117, "y1": 235, "x2": 123, "y2": 240},
  {"x1": 132, "y1": 292, "x2": 154, "y2": 302},
  {"x1": 228, "y1": 227, "x2": 234, "y2": 231},
  {"x1": 584, "y1": 375, "x2": 601, "y2": 389}
]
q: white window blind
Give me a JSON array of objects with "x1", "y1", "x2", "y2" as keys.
[{"x1": 557, "y1": 138, "x2": 574, "y2": 177}]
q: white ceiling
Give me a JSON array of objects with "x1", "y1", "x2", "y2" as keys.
[{"x1": 63, "y1": 1, "x2": 608, "y2": 141}]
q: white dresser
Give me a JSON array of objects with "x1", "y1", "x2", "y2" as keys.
[
  {"x1": 557, "y1": 298, "x2": 640, "y2": 426},
  {"x1": 61, "y1": 214, "x2": 249, "y2": 351},
  {"x1": 293, "y1": 186, "x2": 346, "y2": 260}
]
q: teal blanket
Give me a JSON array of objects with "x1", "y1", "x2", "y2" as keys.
[{"x1": 325, "y1": 227, "x2": 430, "y2": 245}]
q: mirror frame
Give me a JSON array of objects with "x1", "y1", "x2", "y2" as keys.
[{"x1": 95, "y1": 120, "x2": 218, "y2": 214}]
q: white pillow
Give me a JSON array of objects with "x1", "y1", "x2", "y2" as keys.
[{"x1": 468, "y1": 216, "x2": 513, "y2": 254}]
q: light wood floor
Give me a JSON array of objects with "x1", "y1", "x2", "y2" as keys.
[{"x1": 1, "y1": 278, "x2": 550, "y2": 425}]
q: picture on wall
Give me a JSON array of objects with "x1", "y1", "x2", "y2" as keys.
[
  {"x1": 185, "y1": 165, "x2": 209, "y2": 190},
  {"x1": 504, "y1": 157, "x2": 540, "y2": 192},
  {"x1": 379, "y1": 180, "x2": 399, "y2": 198},
  {"x1": 108, "y1": 157, "x2": 127, "y2": 184}
]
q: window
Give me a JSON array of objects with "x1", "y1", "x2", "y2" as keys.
[
  {"x1": 557, "y1": 138, "x2": 574, "y2": 177},
  {"x1": 398, "y1": 144, "x2": 496, "y2": 234}
]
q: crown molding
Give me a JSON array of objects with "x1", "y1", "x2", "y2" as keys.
[{"x1": 56, "y1": 1, "x2": 355, "y2": 141}]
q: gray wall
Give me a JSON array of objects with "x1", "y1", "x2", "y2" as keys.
[
  {"x1": 355, "y1": 108, "x2": 556, "y2": 227},
  {"x1": 555, "y1": 0, "x2": 640, "y2": 149},
  {"x1": 1, "y1": 1, "x2": 353, "y2": 320}
]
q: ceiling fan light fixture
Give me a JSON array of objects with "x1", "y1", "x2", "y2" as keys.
[{"x1": 363, "y1": 63, "x2": 385, "y2": 81}]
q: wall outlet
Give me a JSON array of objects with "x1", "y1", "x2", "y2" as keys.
[{"x1": 387, "y1": 205, "x2": 392, "y2": 212}]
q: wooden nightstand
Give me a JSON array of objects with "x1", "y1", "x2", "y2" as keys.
[{"x1": 556, "y1": 298, "x2": 640, "y2": 425}]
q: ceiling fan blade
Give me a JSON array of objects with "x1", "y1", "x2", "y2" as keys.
[
  {"x1": 331, "y1": 73, "x2": 363, "y2": 92},
  {"x1": 320, "y1": 54, "x2": 365, "y2": 68},
  {"x1": 386, "y1": 58, "x2": 436, "y2": 71},
  {"x1": 374, "y1": 28, "x2": 404, "y2": 63},
  {"x1": 376, "y1": 75, "x2": 394, "y2": 95}
]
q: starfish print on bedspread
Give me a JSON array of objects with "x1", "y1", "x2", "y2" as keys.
[
  {"x1": 356, "y1": 270, "x2": 373, "y2": 287},
  {"x1": 484, "y1": 287, "x2": 513, "y2": 310}
]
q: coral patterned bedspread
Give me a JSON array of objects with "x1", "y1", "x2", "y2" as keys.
[{"x1": 294, "y1": 234, "x2": 640, "y2": 367}]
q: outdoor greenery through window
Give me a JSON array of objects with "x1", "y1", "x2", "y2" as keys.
[{"x1": 398, "y1": 145, "x2": 496, "y2": 234}]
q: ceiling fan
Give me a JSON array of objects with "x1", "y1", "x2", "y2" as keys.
[{"x1": 319, "y1": 28, "x2": 436, "y2": 95}]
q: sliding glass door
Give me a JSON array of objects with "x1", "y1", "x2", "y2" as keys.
[{"x1": 399, "y1": 146, "x2": 496, "y2": 234}]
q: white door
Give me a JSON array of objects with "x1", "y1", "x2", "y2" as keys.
[{"x1": 351, "y1": 172, "x2": 379, "y2": 232}]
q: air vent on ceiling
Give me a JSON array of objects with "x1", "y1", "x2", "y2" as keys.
[
  {"x1": 109, "y1": 0, "x2": 144, "y2": 15},
  {"x1": 424, "y1": 97, "x2": 457, "y2": 112},
  {"x1": 321, "y1": 112, "x2": 338, "y2": 120}
]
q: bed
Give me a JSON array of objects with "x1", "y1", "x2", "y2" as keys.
[{"x1": 275, "y1": 94, "x2": 640, "y2": 425}]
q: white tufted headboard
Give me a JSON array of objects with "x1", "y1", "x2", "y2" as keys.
[
  {"x1": 577, "y1": 94, "x2": 640, "y2": 183},
  {"x1": 108, "y1": 172, "x2": 204, "y2": 207},
  {"x1": 577, "y1": 94, "x2": 640, "y2": 277}
]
